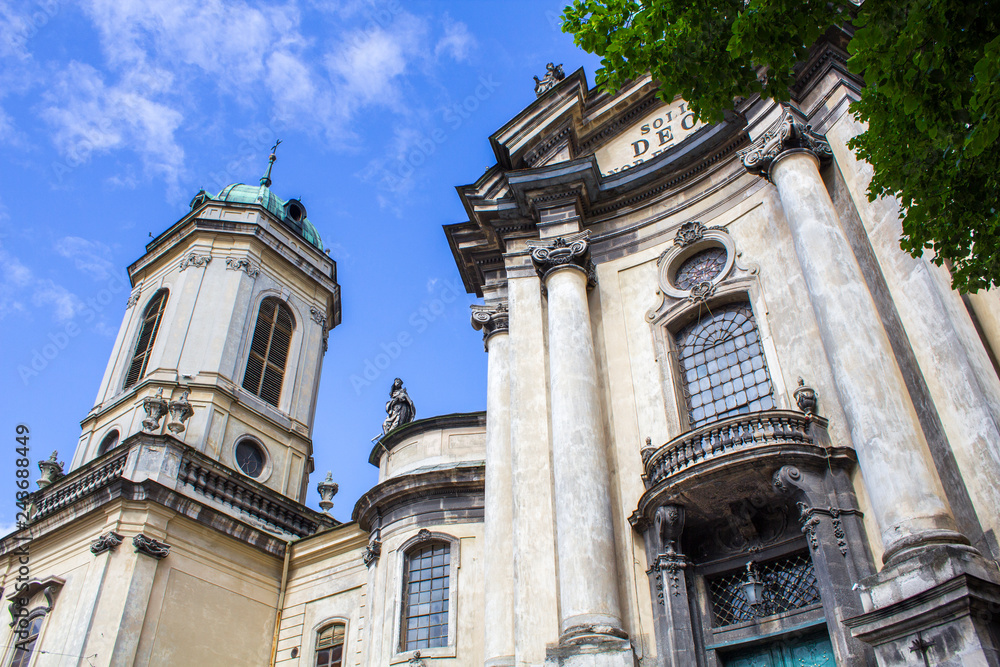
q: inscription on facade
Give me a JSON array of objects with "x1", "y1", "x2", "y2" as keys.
[{"x1": 595, "y1": 101, "x2": 704, "y2": 176}]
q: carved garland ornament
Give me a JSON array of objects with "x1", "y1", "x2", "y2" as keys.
[
  {"x1": 739, "y1": 109, "x2": 833, "y2": 182},
  {"x1": 225, "y1": 256, "x2": 260, "y2": 279},
  {"x1": 126, "y1": 291, "x2": 141, "y2": 309},
  {"x1": 178, "y1": 252, "x2": 212, "y2": 272},
  {"x1": 310, "y1": 307, "x2": 330, "y2": 353}
]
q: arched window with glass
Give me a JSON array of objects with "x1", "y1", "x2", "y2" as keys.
[
  {"x1": 401, "y1": 542, "x2": 450, "y2": 651},
  {"x1": 8, "y1": 612, "x2": 45, "y2": 667},
  {"x1": 124, "y1": 289, "x2": 168, "y2": 389},
  {"x1": 674, "y1": 301, "x2": 775, "y2": 428},
  {"x1": 314, "y1": 622, "x2": 345, "y2": 667},
  {"x1": 97, "y1": 429, "x2": 120, "y2": 456},
  {"x1": 242, "y1": 297, "x2": 294, "y2": 407}
]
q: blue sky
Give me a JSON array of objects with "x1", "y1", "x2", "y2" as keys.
[{"x1": 0, "y1": 0, "x2": 602, "y2": 526}]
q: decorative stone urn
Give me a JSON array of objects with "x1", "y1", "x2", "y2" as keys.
[
  {"x1": 317, "y1": 471, "x2": 339, "y2": 513},
  {"x1": 167, "y1": 390, "x2": 194, "y2": 433},
  {"x1": 142, "y1": 388, "x2": 168, "y2": 431},
  {"x1": 794, "y1": 377, "x2": 818, "y2": 416},
  {"x1": 37, "y1": 451, "x2": 65, "y2": 489}
]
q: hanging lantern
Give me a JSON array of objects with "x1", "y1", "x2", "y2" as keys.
[{"x1": 740, "y1": 561, "x2": 767, "y2": 612}]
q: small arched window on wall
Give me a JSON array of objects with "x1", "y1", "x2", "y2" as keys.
[
  {"x1": 314, "y1": 623, "x2": 345, "y2": 667},
  {"x1": 402, "y1": 542, "x2": 450, "y2": 651},
  {"x1": 242, "y1": 297, "x2": 294, "y2": 407},
  {"x1": 123, "y1": 290, "x2": 168, "y2": 389},
  {"x1": 675, "y1": 302, "x2": 775, "y2": 428},
  {"x1": 97, "y1": 429, "x2": 120, "y2": 456}
]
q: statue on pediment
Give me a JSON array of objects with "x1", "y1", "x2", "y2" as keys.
[{"x1": 534, "y1": 62, "x2": 566, "y2": 97}]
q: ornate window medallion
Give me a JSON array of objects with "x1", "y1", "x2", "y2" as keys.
[
  {"x1": 653, "y1": 222, "x2": 736, "y2": 302},
  {"x1": 672, "y1": 247, "x2": 728, "y2": 291}
]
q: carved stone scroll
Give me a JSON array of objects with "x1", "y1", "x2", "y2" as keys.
[
  {"x1": 91, "y1": 531, "x2": 124, "y2": 555},
  {"x1": 739, "y1": 110, "x2": 833, "y2": 182},
  {"x1": 133, "y1": 533, "x2": 171, "y2": 559}
]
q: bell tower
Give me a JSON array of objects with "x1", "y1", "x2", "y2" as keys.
[{"x1": 72, "y1": 146, "x2": 341, "y2": 503}]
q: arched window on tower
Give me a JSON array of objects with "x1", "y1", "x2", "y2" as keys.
[
  {"x1": 314, "y1": 623, "x2": 345, "y2": 667},
  {"x1": 242, "y1": 297, "x2": 294, "y2": 407},
  {"x1": 124, "y1": 290, "x2": 168, "y2": 389},
  {"x1": 674, "y1": 302, "x2": 774, "y2": 428}
]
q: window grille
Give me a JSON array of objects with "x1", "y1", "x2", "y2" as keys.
[
  {"x1": 674, "y1": 302, "x2": 774, "y2": 428},
  {"x1": 242, "y1": 297, "x2": 294, "y2": 407},
  {"x1": 124, "y1": 290, "x2": 168, "y2": 389},
  {"x1": 402, "y1": 542, "x2": 450, "y2": 650},
  {"x1": 315, "y1": 623, "x2": 345, "y2": 667},
  {"x1": 707, "y1": 552, "x2": 821, "y2": 627},
  {"x1": 673, "y1": 247, "x2": 727, "y2": 291}
]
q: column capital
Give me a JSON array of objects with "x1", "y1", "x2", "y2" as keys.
[
  {"x1": 527, "y1": 231, "x2": 596, "y2": 287},
  {"x1": 471, "y1": 301, "x2": 509, "y2": 348},
  {"x1": 740, "y1": 110, "x2": 832, "y2": 182}
]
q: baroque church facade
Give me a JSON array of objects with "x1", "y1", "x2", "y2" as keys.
[{"x1": 3, "y1": 30, "x2": 1000, "y2": 667}]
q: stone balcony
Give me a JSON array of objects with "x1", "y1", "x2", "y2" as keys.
[
  {"x1": 642, "y1": 410, "x2": 827, "y2": 487},
  {"x1": 4, "y1": 434, "x2": 335, "y2": 559},
  {"x1": 635, "y1": 410, "x2": 851, "y2": 525}
]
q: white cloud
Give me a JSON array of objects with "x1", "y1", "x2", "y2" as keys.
[
  {"x1": 435, "y1": 17, "x2": 475, "y2": 62},
  {"x1": 0, "y1": 242, "x2": 85, "y2": 322},
  {"x1": 41, "y1": 61, "x2": 185, "y2": 191},
  {"x1": 32, "y1": 279, "x2": 84, "y2": 322},
  {"x1": 54, "y1": 236, "x2": 116, "y2": 281},
  {"x1": 325, "y1": 15, "x2": 427, "y2": 116}
]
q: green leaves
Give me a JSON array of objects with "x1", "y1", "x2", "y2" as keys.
[{"x1": 563, "y1": 0, "x2": 1000, "y2": 292}]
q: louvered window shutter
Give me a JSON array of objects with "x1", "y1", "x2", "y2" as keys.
[
  {"x1": 124, "y1": 290, "x2": 168, "y2": 389},
  {"x1": 243, "y1": 298, "x2": 294, "y2": 407}
]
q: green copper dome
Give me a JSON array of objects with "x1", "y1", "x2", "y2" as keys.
[{"x1": 204, "y1": 183, "x2": 323, "y2": 251}]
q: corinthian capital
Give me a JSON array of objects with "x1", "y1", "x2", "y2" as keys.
[
  {"x1": 740, "y1": 110, "x2": 832, "y2": 182},
  {"x1": 528, "y1": 231, "x2": 596, "y2": 287},
  {"x1": 471, "y1": 301, "x2": 509, "y2": 347}
]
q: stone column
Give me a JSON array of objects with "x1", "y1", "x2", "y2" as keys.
[
  {"x1": 530, "y1": 233, "x2": 628, "y2": 647},
  {"x1": 472, "y1": 302, "x2": 515, "y2": 667},
  {"x1": 741, "y1": 111, "x2": 966, "y2": 564},
  {"x1": 506, "y1": 261, "x2": 560, "y2": 665}
]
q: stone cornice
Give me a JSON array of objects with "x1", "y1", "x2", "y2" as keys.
[
  {"x1": 369, "y1": 411, "x2": 486, "y2": 466},
  {"x1": 352, "y1": 462, "x2": 485, "y2": 532}
]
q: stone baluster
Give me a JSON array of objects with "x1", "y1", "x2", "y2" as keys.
[
  {"x1": 472, "y1": 301, "x2": 515, "y2": 667},
  {"x1": 741, "y1": 109, "x2": 966, "y2": 564},
  {"x1": 530, "y1": 233, "x2": 630, "y2": 653}
]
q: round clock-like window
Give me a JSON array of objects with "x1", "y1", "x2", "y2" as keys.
[
  {"x1": 235, "y1": 439, "x2": 266, "y2": 478},
  {"x1": 673, "y1": 246, "x2": 728, "y2": 291}
]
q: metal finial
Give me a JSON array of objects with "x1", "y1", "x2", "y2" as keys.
[{"x1": 260, "y1": 139, "x2": 282, "y2": 187}]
